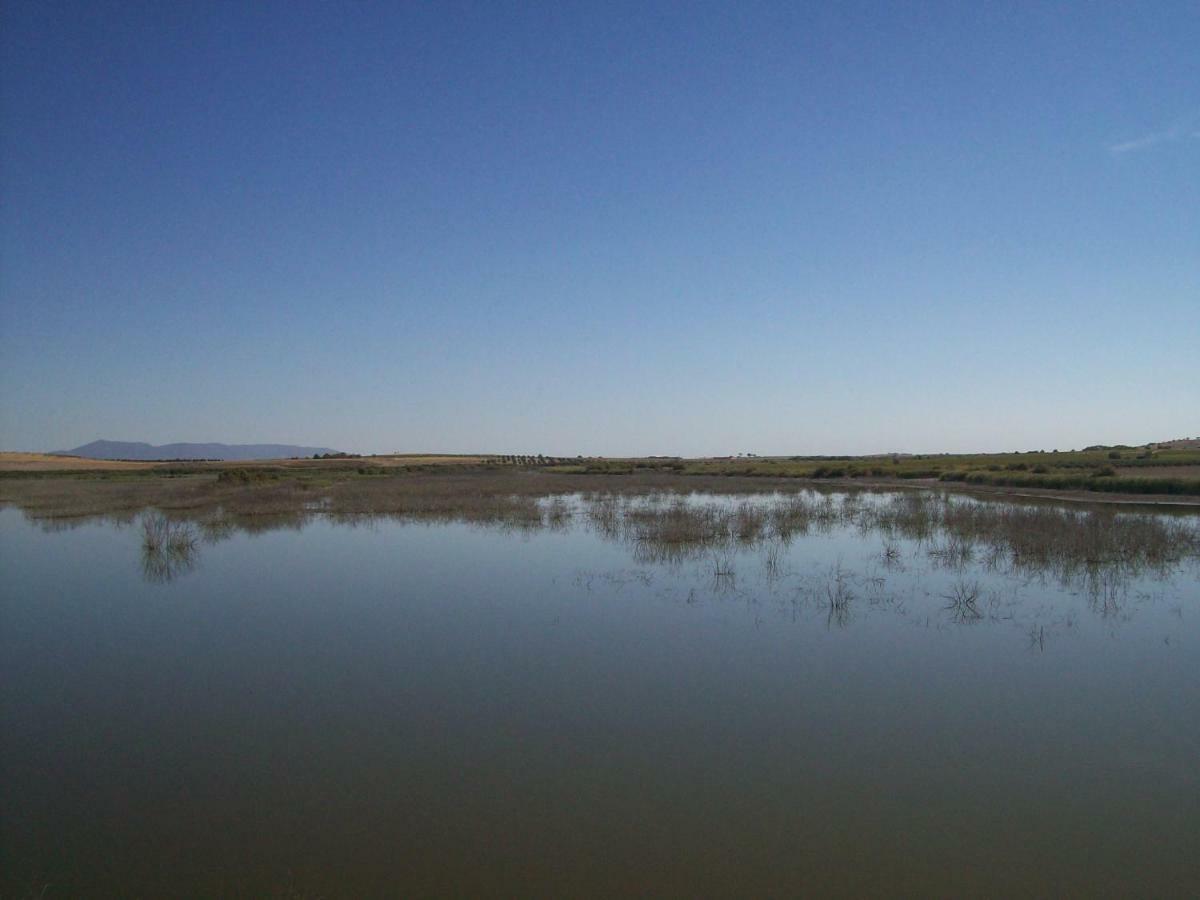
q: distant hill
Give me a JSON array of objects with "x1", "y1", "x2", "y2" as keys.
[{"x1": 53, "y1": 440, "x2": 341, "y2": 461}]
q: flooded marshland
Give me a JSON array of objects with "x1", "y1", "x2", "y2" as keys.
[{"x1": 2, "y1": 485, "x2": 1198, "y2": 896}]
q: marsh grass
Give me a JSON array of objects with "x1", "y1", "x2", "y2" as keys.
[
  {"x1": 943, "y1": 579, "x2": 983, "y2": 622},
  {"x1": 709, "y1": 547, "x2": 736, "y2": 591},
  {"x1": 142, "y1": 513, "x2": 197, "y2": 555},
  {"x1": 141, "y1": 514, "x2": 199, "y2": 583},
  {"x1": 762, "y1": 538, "x2": 784, "y2": 579},
  {"x1": 818, "y1": 562, "x2": 855, "y2": 627},
  {"x1": 826, "y1": 562, "x2": 854, "y2": 611},
  {"x1": 1028, "y1": 624, "x2": 1046, "y2": 652},
  {"x1": 4, "y1": 472, "x2": 1198, "y2": 597},
  {"x1": 928, "y1": 534, "x2": 975, "y2": 570}
]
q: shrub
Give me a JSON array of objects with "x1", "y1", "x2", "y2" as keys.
[
  {"x1": 217, "y1": 468, "x2": 277, "y2": 484},
  {"x1": 811, "y1": 466, "x2": 846, "y2": 478}
]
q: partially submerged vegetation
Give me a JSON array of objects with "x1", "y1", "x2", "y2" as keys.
[
  {"x1": 140, "y1": 513, "x2": 199, "y2": 582},
  {"x1": 3, "y1": 471, "x2": 1197, "y2": 604},
  {"x1": 3, "y1": 445, "x2": 1199, "y2": 619}
]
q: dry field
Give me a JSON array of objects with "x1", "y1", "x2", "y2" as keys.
[
  {"x1": 0, "y1": 452, "x2": 491, "y2": 472},
  {"x1": 323, "y1": 455, "x2": 492, "y2": 467},
  {"x1": 0, "y1": 453, "x2": 156, "y2": 471}
]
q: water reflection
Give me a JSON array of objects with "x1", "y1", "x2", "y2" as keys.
[
  {"x1": 7, "y1": 488, "x2": 1199, "y2": 629},
  {"x1": 139, "y1": 514, "x2": 199, "y2": 583},
  {"x1": 2, "y1": 485, "x2": 1198, "y2": 897}
]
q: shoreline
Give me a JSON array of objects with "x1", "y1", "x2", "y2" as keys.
[{"x1": 2, "y1": 465, "x2": 1198, "y2": 520}]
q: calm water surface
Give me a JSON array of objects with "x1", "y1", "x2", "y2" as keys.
[{"x1": 2, "y1": 493, "x2": 1198, "y2": 897}]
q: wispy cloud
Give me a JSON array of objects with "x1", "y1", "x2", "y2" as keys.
[{"x1": 1109, "y1": 111, "x2": 1199, "y2": 155}]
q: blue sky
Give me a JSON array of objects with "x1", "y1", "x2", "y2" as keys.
[{"x1": 2, "y1": 1, "x2": 1196, "y2": 455}]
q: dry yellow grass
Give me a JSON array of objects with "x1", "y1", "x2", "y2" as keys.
[
  {"x1": 0, "y1": 452, "x2": 494, "y2": 472},
  {"x1": 361, "y1": 455, "x2": 491, "y2": 466},
  {"x1": 234, "y1": 455, "x2": 494, "y2": 470},
  {"x1": 0, "y1": 452, "x2": 157, "y2": 471}
]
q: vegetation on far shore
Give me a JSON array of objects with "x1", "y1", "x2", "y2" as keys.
[
  {"x1": 545, "y1": 446, "x2": 1200, "y2": 496},
  {"x1": 2, "y1": 444, "x2": 1199, "y2": 498}
]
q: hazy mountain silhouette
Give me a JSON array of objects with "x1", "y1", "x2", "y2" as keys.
[{"x1": 54, "y1": 440, "x2": 342, "y2": 461}]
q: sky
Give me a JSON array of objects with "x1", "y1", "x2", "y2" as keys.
[{"x1": 1, "y1": 1, "x2": 1197, "y2": 456}]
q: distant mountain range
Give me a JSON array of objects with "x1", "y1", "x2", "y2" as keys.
[{"x1": 53, "y1": 440, "x2": 341, "y2": 461}]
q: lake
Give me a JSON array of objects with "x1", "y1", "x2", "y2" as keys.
[{"x1": 2, "y1": 489, "x2": 1198, "y2": 896}]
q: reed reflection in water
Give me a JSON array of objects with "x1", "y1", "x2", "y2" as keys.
[{"x1": 50, "y1": 488, "x2": 1199, "y2": 638}]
